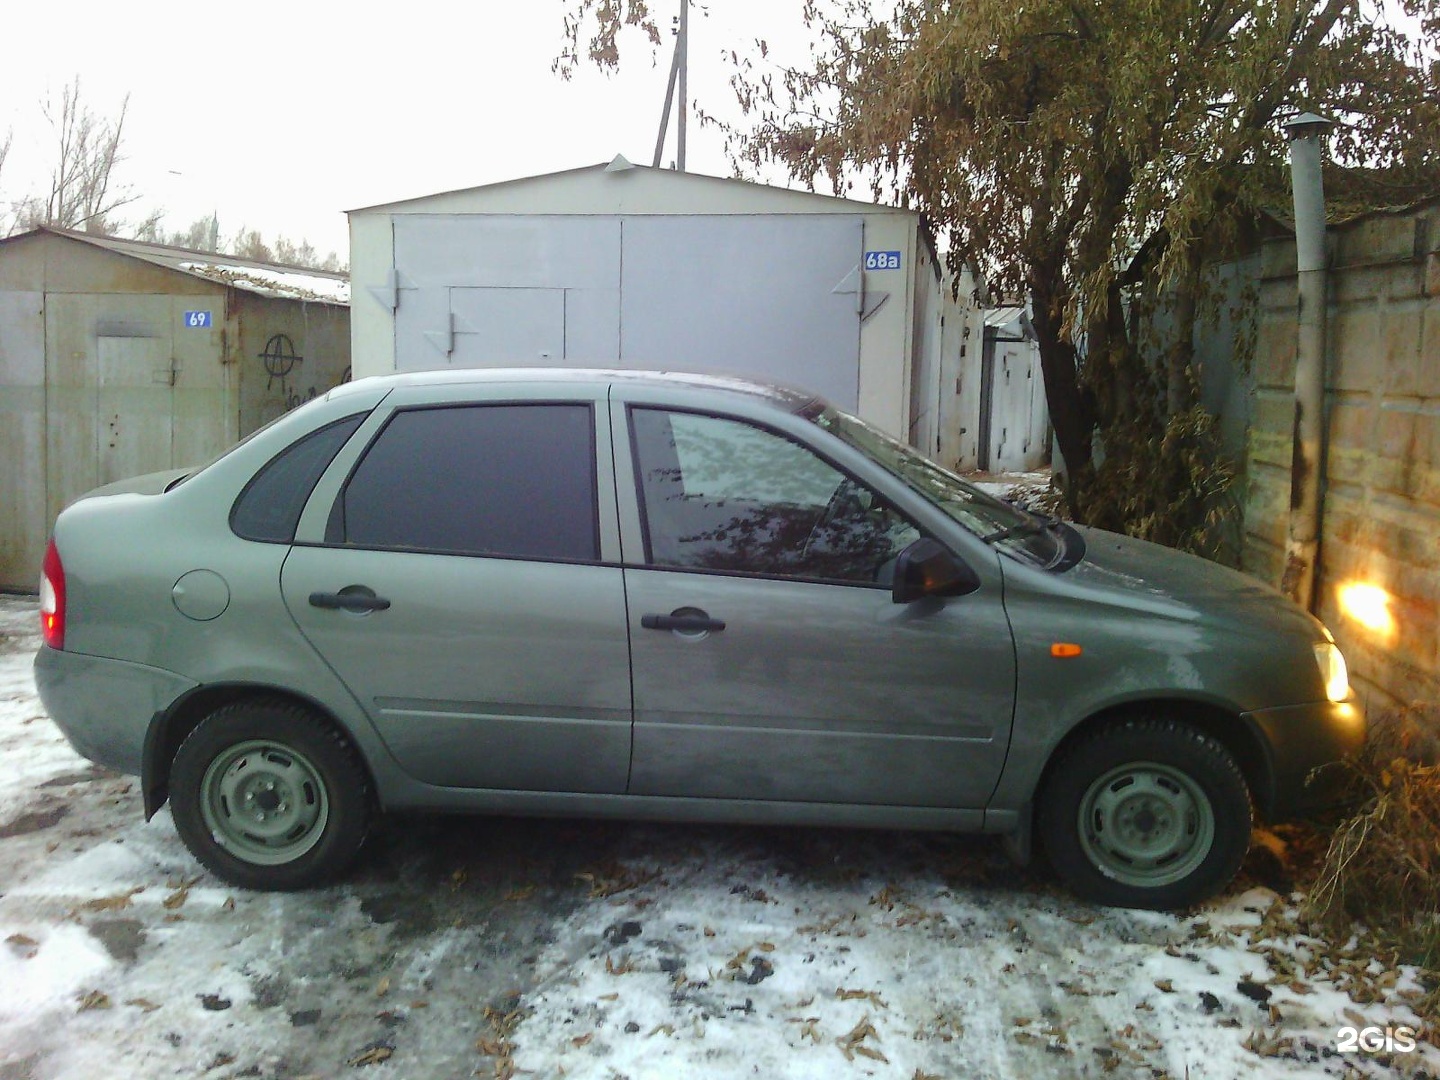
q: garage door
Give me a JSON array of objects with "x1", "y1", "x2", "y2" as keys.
[{"x1": 391, "y1": 214, "x2": 864, "y2": 410}]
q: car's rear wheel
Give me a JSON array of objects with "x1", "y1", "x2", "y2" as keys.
[
  {"x1": 1037, "y1": 718, "x2": 1251, "y2": 910},
  {"x1": 170, "y1": 700, "x2": 370, "y2": 890}
]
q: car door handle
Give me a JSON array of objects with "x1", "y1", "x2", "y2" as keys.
[
  {"x1": 309, "y1": 590, "x2": 391, "y2": 613},
  {"x1": 641, "y1": 612, "x2": 726, "y2": 633}
]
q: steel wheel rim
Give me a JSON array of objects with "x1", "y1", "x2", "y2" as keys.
[
  {"x1": 199, "y1": 739, "x2": 329, "y2": 866},
  {"x1": 1077, "y1": 761, "x2": 1215, "y2": 888}
]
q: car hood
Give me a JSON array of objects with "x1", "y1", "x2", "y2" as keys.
[{"x1": 1060, "y1": 526, "x2": 1323, "y2": 639}]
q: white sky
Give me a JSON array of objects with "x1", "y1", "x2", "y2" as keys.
[
  {"x1": 0, "y1": 0, "x2": 807, "y2": 260},
  {"x1": 1, "y1": 2, "x2": 1427, "y2": 265}
]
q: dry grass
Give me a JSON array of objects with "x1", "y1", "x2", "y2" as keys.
[{"x1": 1302, "y1": 702, "x2": 1440, "y2": 971}]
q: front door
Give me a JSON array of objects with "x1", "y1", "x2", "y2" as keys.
[{"x1": 618, "y1": 404, "x2": 1016, "y2": 808}]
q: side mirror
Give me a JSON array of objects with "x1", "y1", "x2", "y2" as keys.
[{"x1": 892, "y1": 538, "x2": 980, "y2": 604}]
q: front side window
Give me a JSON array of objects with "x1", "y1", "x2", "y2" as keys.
[
  {"x1": 630, "y1": 408, "x2": 920, "y2": 584},
  {"x1": 809, "y1": 404, "x2": 1064, "y2": 567},
  {"x1": 329, "y1": 403, "x2": 599, "y2": 561}
]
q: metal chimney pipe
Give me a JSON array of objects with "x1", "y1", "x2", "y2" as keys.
[{"x1": 1281, "y1": 112, "x2": 1333, "y2": 612}]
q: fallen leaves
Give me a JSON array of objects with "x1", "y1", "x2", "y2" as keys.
[
  {"x1": 787, "y1": 1016, "x2": 822, "y2": 1043},
  {"x1": 1241, "y1": 1027, "x2": 1295, "y2": 1059},
  {"x1": 76, "y1": 990, "x2": 111, "y2": 1011},
  {"x1": 161, "y1": 875, "x2": 201, "y2": 911},
  {"x1": 576, "y1": 862, "x2": 660, "y2": 898},
  {"x1": 347, "y1": 1044, "x2": 393, "y2": 1067},
  {"x1": 836, "y1": 1014, "x2": 887, "y2": 1063},
  {"x1": 76, "y1": 887, "x2": 144, "y2": 913},
  {"x1": 476, "y1": 1002, "x2": 529, "y2": 1080}
]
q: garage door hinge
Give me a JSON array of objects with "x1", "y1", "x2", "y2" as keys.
[{"x1": 366, "y1": 269, "x2": 400, "y2": 312}]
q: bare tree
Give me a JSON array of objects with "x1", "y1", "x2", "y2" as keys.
[
  {"x1": 16, "y1": 78, "x2": 136, "y2": 234},
  {"x1": 0, "y1": 127, "x2": 12, "y2": 235}
]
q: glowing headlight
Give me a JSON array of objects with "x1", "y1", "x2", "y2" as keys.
[{"x1": 1314, "y1": 642, "x2": 1350, "y2": 703}]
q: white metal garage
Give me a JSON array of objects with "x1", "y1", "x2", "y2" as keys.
[{"x1": 348, "y1": 158, "x2": 984, "y2": 447}]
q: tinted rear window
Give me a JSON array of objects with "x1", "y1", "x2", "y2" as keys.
[
  {"x1": 230, "y1": 414, "x2": 366, "y2": 543},
  {"x1": 330, "y1": 403, "x2": 599, "y2": 561}
]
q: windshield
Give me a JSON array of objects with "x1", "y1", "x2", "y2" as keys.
[{"x1": 807, "y1": 404, "x2": 1063, "y2": 566}]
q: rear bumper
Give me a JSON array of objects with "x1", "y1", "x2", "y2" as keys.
[
  {"x1": 34, "y1": 646, "x2": 196, "y2": 777},
  {"x1": 1245, "y1": 697, "x2": 1366, "y2": 820}
]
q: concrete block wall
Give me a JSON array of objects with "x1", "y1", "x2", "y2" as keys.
[{"x1": 1244, "y1": 203, "x2": 1440, "y2": 707}]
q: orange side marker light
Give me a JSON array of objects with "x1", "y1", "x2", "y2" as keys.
[{"x1": 1051, "y1": 643, "x2": 1083, "y2": 658}]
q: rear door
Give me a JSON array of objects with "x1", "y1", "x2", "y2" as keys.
[{"x1": 281, "y1": 383, "x2": 633, "y2": 793}]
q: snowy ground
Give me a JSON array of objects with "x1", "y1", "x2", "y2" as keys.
[{"x1": 1, "y1": 593, "x2": 1436, "y2": 1080}]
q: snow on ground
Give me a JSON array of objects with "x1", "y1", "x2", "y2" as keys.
[{"x1": 1, "y1": 592, "x2": 1437, "y2": 1079}]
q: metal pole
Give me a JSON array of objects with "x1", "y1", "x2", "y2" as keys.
[
  {"x1": 653, "y1": 41, "x2": 680, "y2": 168},
  {"x1": 1282, "y1": 112, "x2": 1332, "y2": 612},
  {"x1": 677, "y1": 0, "x2": 688, "y2": 171}
]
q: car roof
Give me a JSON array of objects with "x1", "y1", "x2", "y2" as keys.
[{"x1": 331, "y1": 367, "x2": 822, "y2": 413}]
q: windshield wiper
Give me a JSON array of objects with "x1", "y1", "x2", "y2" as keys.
[{"x1": 981, "y1": 512, "x2": 1057, "y2": 544}]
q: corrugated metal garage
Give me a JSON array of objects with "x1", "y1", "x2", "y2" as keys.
[
  {"x1": 0, "y1": 227, "x2": 351, "y2": 590},
  {"x1": 348, "y1": 158, "x2": 988, "y2": 458}
]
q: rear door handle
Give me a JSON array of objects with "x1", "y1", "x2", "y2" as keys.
[
  {"x1": 309, "y1": 590, "x2": 391, "y2": 613},
  {"x1": 641, "y1": 612, "x2": 726, "y2": 633}
]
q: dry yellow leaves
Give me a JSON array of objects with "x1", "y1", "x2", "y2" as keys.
[
  {"x1": 836, "y1": 987, "x2": 888, "y2": 1009},
  {"x1": 78, "y1": 887, "x2": 144, "y2": 913},
  {"x1": 348, "y1": 1045, "x2": 393, "y2": 1066},
  {"x1": 837, "y1": 1014, "x2": 885, "y2": 1062},
  {"x1": 76, "y1": 990, "x2": 111, "y2": 1012}
]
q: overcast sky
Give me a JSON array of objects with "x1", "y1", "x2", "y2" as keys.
[
  {"x1": 2, "y1": 2, "x2": 1427, "y2": 265},
  {"x1": 0, "y1": 0, "x2": 806, "y2": 261}
]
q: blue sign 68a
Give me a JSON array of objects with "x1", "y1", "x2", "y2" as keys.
[
  {"x1": 184, "y1": 310, "x2": 213, "y2": 329},
  {"x1": 865, "y1": 250, "x2": 902, "y2": 271}
]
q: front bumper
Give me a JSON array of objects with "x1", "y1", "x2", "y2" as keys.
[
  {"x1": 1245, "y1": 697, "x2": 1367, "y2": 820},
  {"x1": 34, "y1": 646, "x2": 197, "y2": 777}
]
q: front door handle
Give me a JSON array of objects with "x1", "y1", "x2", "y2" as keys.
[
  {"x1": 309, "y1": 589, "x2": 391, "y2": 613},
  {"x1": 641, "y1": 612, "x2": 726, "y2": 633}
]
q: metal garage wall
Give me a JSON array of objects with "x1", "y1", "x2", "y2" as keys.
[
  {"x1": 393, "y1": 216, "x2": 621, "y2": 370},
  {"x1": 390, "y1": 213, "x2": 864, "y2": 411},
  {"x1": 0, "y1": 291, "x2": 46, "y2": 590},
  {"x1": 618, "y1": 216, "x2": 863, "y2": 410}
]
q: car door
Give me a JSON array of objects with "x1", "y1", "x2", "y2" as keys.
[
  {"x1": 615, "y1": 397, "x2": 1016, "y2": 809},
  {"x1": 281, "y1": 387, "x2": 633, "y2": 794}
]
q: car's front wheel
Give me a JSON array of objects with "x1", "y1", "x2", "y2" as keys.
[
  {"x1": 170, "y1": 700, "x2": 371, "y2": 890},
  {"x1": 1037, "y1": 718, "x2": 1251, "y2": 910}
]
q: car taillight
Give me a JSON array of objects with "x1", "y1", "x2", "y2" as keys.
[{"x1": 40, "y1": 539, "x2": 65, "y2": 650}]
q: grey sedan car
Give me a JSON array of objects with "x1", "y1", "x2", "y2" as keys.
[{"x1": 35, "y1": 369, "x2": 1364, "y2": 908}]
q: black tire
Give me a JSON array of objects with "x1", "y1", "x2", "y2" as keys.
[
  {"x1": 1037, "y1": 718, "x2": 1251, "y2": 910},
  {"x1": 170, "y1": 699, "x2": 371, "y2": 890}
]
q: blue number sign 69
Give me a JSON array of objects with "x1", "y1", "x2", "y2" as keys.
[{"x1": 184, "y1": 311, "x2": 213, "y2": 329}]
